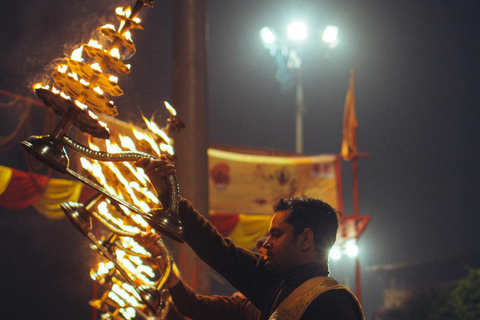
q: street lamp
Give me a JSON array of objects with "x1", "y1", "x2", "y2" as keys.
[{"x1": 260, "y1": 22, "x2": 339, "y2": 153}]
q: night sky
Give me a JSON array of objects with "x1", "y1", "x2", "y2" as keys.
[{"x1": 1, "y1": 0, "x2": 479, "y2": 319}]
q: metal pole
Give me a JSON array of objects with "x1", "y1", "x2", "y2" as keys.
[
  {"x1": 295, "y1": 67, "x2": 304, "y2": 154},
  {"x1": 352, "y1": 156, "x2": 361, "y2": 302},
  {"x1": 172, "y1": 0, "x2": 210, "y2": 294}
]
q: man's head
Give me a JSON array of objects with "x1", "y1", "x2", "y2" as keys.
[{"x1": 263, "y1": 197, "x2": 338, "y2": 273}]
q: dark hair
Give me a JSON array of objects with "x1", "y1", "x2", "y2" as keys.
[{"x1": 274, "y1": 197, "x2": 338, "y2": 259}]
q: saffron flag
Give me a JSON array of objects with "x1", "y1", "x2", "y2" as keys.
[{"x1": 341, "y1": 70, "x2": 358, "y2": 161}]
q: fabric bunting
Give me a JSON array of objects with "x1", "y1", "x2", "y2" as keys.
[
  {"x1": 32, "y1": 178, "x2": 84, "y2": 219},
  {"x1": 0, "y1": 165, "x2": 49, "y2": 210},
  {"x1": 0, "y1": 165, "x2": 87, "y2": 218}
]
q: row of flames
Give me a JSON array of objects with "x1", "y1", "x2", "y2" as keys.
[{"x1": 30, "y1": 1, "x2": 180, "y2": 319}]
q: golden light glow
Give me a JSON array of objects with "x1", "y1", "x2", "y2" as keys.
[
  {"x1": 109, "y1": 75, "x2": 119, "y2": 83},
  {"x1": 59, "y1": 91, "x2": 71, "y2": 100},
  {"x1": 108, "y1": 290, "x2": 127, "y2": 307},
  {"x1": 57, "y1": 64, "x2": 68, "y2": 73},
  {"x1": 160, "y1": 143, "x2": 174, "y2": 155},
  {"x1": 87, "y1": 110, "x2": 99, "y2": 120},
  {"x1": 124, "y1": 8, "x2": 132, "y2": 18},
  {"x1": 124, "y1": 31, "x2": 132, "y2": 41},
  {"x1": 79, "y1": 78, "x2": 90, "y2": 86},
  {"x1": 132, "y1": 128, "x2": 161, "y2": 156},
  {"x1": 110, "y1": 48, "x2": 120, "y2": 59},
  {"x1": 87, "y1": 39, "x2": 103, "y2": 49},
  {"x1": 93, "y1": 86, "x2": 104, "y2": 95},
  {"x1": 71, "y1": 46, "x2": 84, "y2": 62},
  {"x1": 103, "y1": 24, "x2": 116, "y2": 31},
  {"x1": 90, "y1": 63, "x2": 102, "y2": 72},
  {"x1": 164, "y1": 101, "x2": 177, "y2": 116},
  {"x1": 112, "y1": 283, "x2": 139, "y2": 306},
  {"x1": 142, "y1": 115, "x2": 171, "y2": 144},
  {"x1": 32, "y1": 83, "x2": 42, "y2": 90},
  {"x1": 74, "y1": 100, "x2": 88, "y2": 110},
  {"x1": 68, "y1": 72, "x2": 79, "y2": 81}
]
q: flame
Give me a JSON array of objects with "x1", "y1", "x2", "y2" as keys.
[
  {"x1": 57, "y1": 64, "x2": 68, "y2": 73},
  {"x1": 132, "y1": 128, "x2": 162, "y2": 156},
  {"x1": 103, "y1": 24, "x2": 116, "y2": 31},
  {"x1": 71, "y1": 46, "x2": 84, "y2": 62},
  {"x1": 32, "y1": 83, "x2": 42, "y2": 90},
  {"x1": 93, "y1": 86, "x2": 104, "y2": 95},
  {"x1": 59, "y1": 91, "x2": 71, "y2": 100},
  {"x1": 90, "y1": 63, "x2": 102, "y2": 72},
  {"x1": 142, "y1": 115, "x2": 171, "y2": 144},
  {"x1": 88, "y1": 39, "x2": 103, "y2": 49},
  {"x1": 79, "y1": 78, "x2": 90, "y2": 86},
  {"x1": 87, "y1": 110, "x2": 99, "y2": 120},
  {"x1": 160, "y1": 143, "x2": 174, "y2": 155},
  {"x1": 124, "y1": 31, "x2": 132, "y2": 41},
  {"x1": 164, "y1": 101, "x2": 177, "y2": 116},
  {"x1": 108, "y1": 290, "x2": 127, "y2": 307},
  {"x1": 109, "y1": 75, "x2": 119, "y2": 83},
  {"x1": 110, "y1": 48, "x2": 120, "y2": 59},
  {"x1": 74, "y1": 100, "x2": 88, "y2": 111},
  {"x1": 51, "y1": 87, "x2": 60, "y2": 94},
  {"x1": 116, "y1": 249, "x2": 155, "y2": 285},
  {"x1": 112, "y1": 283, "x2": 139, "y2": 306},
  {"x1": 68, "y1": 72, "x2": 79, "y2": 81}
]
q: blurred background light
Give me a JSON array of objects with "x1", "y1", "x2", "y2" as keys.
[{"x1": 287, "y1": 21, "x2": 308, "y2": 41}]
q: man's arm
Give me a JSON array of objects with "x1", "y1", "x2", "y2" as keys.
[
  {"x1": 169, "y1": 280, "x2": 260, "y2": 320},
  {"x1": 177, "y1": 198, "x2": 276, "y2": 308}
]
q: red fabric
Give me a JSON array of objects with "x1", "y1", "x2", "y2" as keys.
[
  {"x1": 209, "y1": 212, "x2": 240, "y2": 236},
  {"x1": 0, "y1": 168, "x2": 48, "y2": 209}
]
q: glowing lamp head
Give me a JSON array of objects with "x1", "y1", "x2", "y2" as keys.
[
  {"x1": 322, "y1": 25, "x2": 339, "y2": 45},
  {"x1": 287, "y1": 22, "x2": 307, "y2": 41},
  {"x1": 260, "y1": 27, "x2": 276, "y2": 44},
  {"x1": 329, "y1": 246, "x2": 342, "y2": 260},
  {"x1": 345, "y1": 239, "x2": 359, "y2": 257}
]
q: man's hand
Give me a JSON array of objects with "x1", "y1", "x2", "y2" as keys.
[
  {"x1": 134, "y1": 232, "x2": 162, "y2": 256},
  {"x1": 135, "y1": 155, "x2": 176, "y2": 207}
]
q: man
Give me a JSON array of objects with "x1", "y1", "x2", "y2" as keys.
[{"x1": 136, "y1": 156, "x2": 364, "y2": 320}]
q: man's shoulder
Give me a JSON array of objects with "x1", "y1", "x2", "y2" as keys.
[{"x1": 302, "y1": 288, "x2": 364, "y2": 320}]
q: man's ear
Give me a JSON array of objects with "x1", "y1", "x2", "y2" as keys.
[{"x1": 300, "y1": 228, "x2": 314, "y2": 251}]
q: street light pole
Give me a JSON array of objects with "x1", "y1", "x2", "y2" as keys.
[
  {"x1": 295, "y1": 66, "x2": 304, "y2": 154},
  {"x1": 260, "y1": 23, "x2": 338, "y2": 154}
]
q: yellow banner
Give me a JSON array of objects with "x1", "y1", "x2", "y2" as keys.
[
  {"x1": 0, "y1": 165, "x2": 13, "y2": 196},
  {"x1": 208, "y1": 149, "x2": 342, "y2": 215},
  {"x1": 32, "y1": 178, "x2": 83, "y2": 219}
]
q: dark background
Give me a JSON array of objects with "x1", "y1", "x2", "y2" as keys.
[{"x1": 1, "y1": 0, "x2": 479, "y2": 318}]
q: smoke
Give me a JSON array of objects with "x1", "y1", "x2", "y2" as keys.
[{"x1": 1, "y1": 0, "x2": 119, "y2": 95}]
